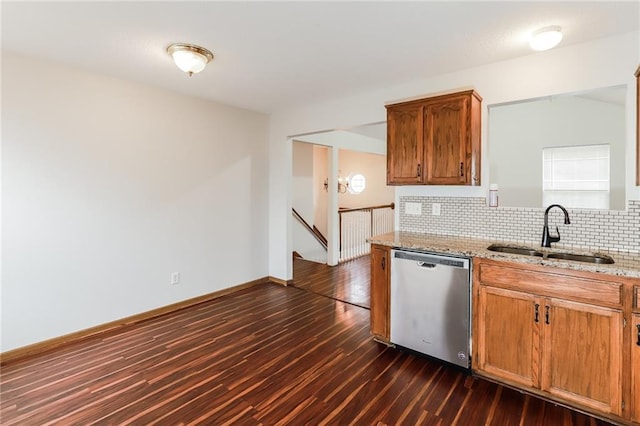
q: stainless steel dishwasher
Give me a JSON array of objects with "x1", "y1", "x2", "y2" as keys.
[{"x1": 390, "y1": 249, "x2": 471, "y2": 369}]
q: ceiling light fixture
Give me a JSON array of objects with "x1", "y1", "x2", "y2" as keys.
[
  {"x1": 529, "y1": 26, "x2": 563, "y2": 51},
  {"x1": 167, "y1": 43, "x2": 214, "y2": 76}
]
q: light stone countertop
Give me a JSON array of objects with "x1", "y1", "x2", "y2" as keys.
[{"x1": 369, "y1": 231, "x2": 640, "y2": 279}]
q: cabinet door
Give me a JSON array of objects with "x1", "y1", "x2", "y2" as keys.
[
  {"x1": 370, "y1": 246, "x2": 390, "y2": 341},
  {"x1": 632, "y1": 313, "x2": 640, "y2": 423},
  {"x1": 541, "y1": 298, "x2": 623, "y2": 415},
  {"x1": 476, "y1": 286, "x2": 540, "y2": 388},
  {"x1": 386, "y1": 105, "x2": 423, "y2": 185},
  {"x1": 424, "y1": 96, "x2": 469, "y2": 185}
]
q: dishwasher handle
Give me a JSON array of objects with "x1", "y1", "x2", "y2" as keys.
[{"x1": 417, "y1": 262, "x2": 437, "y2": 268}]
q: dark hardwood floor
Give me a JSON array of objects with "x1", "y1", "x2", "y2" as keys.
[
  {"x1": 292, "y1": 255, "x2": 370, "y2": 309},
  {"x1": 1, "y1": 265, "x2": 613, "y2": 424}
]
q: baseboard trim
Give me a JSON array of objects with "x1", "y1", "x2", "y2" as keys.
[
  {"x1": 268, "y1": 276, "x2": 293, "y2": 286},
  {"x1": 0, "y1": 277, "x2": 270, "y2": 366}
]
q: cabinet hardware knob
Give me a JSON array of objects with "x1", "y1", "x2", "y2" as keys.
[
  {"x1": 534, "y1": 303, "x2": 540, "y2": 323},
  {"x1": 636, "y1": 324, "x2": 640, "y2": 346},
  {"x1": 460, "y1": 162, "x2": 464, "y2": 177},
  {"x1": 381, "y1": 256, "x2": 385, "y2": 271},
  {"x1": 545, "y1": 306, "x2": 550, "y2": 325},
  {"x1": 417, "y1": 164, "x2": 421, "y2": 178}
]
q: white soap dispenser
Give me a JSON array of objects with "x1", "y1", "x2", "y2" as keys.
[{"x1": 489, "y1": 184, "x2": 499, "y2": 207}]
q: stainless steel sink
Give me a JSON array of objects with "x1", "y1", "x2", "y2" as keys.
[
  {"x1": 487, "y1": 244, "x2": 543, "y2": 257},
  {"x1": 545, "y1": 252, "x2": 615, "y2": 264},
  {"x1": 487, "y1": 244, "x2": 615, "y2": 264}
]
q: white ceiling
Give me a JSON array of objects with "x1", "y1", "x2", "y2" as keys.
[{"x1": 2, "y1": 1, "x2": 638, "y2": 114}]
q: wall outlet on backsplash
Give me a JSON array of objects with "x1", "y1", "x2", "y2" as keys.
[{"x1": 405, "y1": 202, "x2": 422, "y2": 216}]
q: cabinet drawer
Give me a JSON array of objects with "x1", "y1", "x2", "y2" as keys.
[{"x1": 479, "y1": 262, "x2": 622, "y2": 307}]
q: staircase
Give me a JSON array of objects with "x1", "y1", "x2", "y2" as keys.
[{"x1": 292, "y1": 202, "x2": 394, "y2": 263}]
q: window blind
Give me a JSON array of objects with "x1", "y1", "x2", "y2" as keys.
[{"x1": 542, "y1": 144, "x2": 610, "y2": 209}]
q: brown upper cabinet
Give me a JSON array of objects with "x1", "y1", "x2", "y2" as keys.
[{"x1": 386, "y1": 90, "x2": 482, "y2": 186}]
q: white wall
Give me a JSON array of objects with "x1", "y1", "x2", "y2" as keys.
[
  {"x1": 292, "y1": 141, "x2": 315, "y2": 222},
  {"x1": 313, "y1": 145, "x2": 328, "y2": 237},
  {"x1": 2, "y1": 53, "x2": 270, "y2": 351},
  {"x1": 295, "y1": 130, "x2": 386, "y2": 155},
  {"x1": 269, "y1": 31, "x2": 640, "y2": 281}
]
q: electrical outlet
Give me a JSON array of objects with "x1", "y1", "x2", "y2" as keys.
[
  {"x1": 432, "y1": 203, "x2": 441, "y2": 216},
  {"x1": 171, "y1": 272, "x2": 180, "y2": 285},
  {"x1": 405, "y1": 202, "x2": 422, "y2": 216}
]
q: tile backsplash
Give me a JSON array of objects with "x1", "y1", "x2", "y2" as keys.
[{"x1": 399, "y1": 197, "x2": 640, "y2": 254}]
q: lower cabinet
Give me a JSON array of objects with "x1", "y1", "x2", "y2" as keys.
[
  {"x1": 370, "y1": 245, "x2": 390, "y2": 341},
  {"x1": 473, "y1": 258, "x2": 626, "y2": 420},
  {"x1": 476, "y1": 286, "x2": 539, "y2": 388},
  {"x1": 633, "y1": 313, "x2": 640, "y2": 423},
  {"x1": 541, "y1": 298, "x2": 622, "y2": 415}
]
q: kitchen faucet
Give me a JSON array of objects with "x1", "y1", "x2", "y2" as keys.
[{"x1": 541, "y1": 204, "x2": 571, "y2": 247}]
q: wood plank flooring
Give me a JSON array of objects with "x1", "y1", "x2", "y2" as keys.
[
  {"x1": 292, "y1": 255, "x2": 370, "y2": 309},
  {"x1": 1, "y1": 281, "x2": 613, "y2": 424}
]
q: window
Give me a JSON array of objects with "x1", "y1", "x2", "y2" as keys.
[
  {"x1": 542, "y1": 144, "x2": 610, "y2": 209},
  {"x1": 347, "y1": 173, "x2": 366, "y2": 194}
]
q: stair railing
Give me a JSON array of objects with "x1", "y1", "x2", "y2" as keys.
[
  {"x1": 292, "y1": 208, "x2": 328, "y2": 250},
  {"x1": 339, "y1": 203, "x2": 394, "y2": 262}
]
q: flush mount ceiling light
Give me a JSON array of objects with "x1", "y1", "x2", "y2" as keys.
[
  {"x1": 529, "y1": 26, "x2": 563, "y2": 51},
  {"x1": 167, "y1": 43, "x2": 214, "y2": 76}
]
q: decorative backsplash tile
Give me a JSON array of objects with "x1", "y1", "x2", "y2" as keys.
[{"x1": 399, "y1": 197, "x2": 640, "y2": 253}]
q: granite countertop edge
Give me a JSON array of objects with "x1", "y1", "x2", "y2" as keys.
[{"x1": 368, "y1": 231, "x2": 640, "y2": 279}]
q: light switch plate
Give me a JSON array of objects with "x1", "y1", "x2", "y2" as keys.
[
  {"x1": 432, "y1": 203, "x2": 441, "y2": 216},
  {"x1": 405, "y1": 202, "x2": 422, "y2": 216}
]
